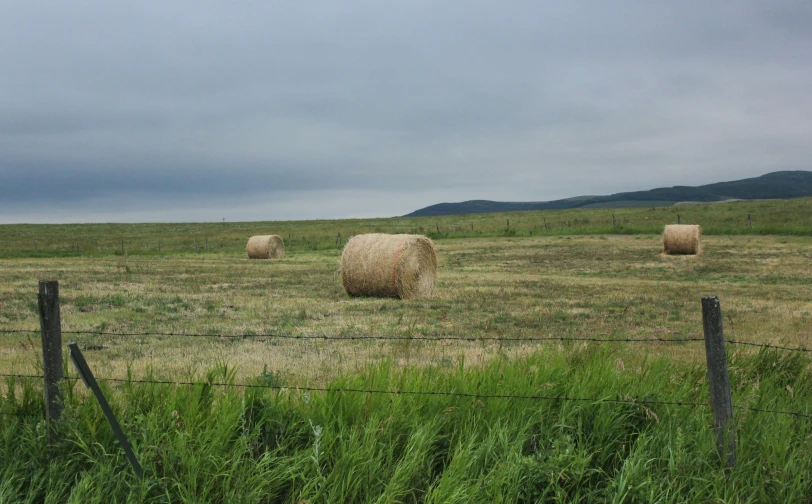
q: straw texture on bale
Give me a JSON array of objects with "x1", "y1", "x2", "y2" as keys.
[
  {"x1": 340, "y1": 233, "x2": 437, "y2": 299},
  {"x1": 246, "y1": 235, "x2": 285, "y2": 259},
  {"x1": 662, "y1": 224, "x2": 702, "y2": 255}
]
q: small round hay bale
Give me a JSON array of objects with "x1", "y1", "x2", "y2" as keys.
[
  {"x1": 246, "y1": 235, "x2": 285, "y2": 259},
  {"x1": 340, "y1": 233, "x2": 437, "y2": 299},
  {"x1": 662, "y1": 224, "x2": 702, "y2": 255}
]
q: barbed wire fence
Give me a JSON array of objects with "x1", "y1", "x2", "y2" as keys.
[
  {"x1": 1, "y1": 281, "x2": 811, "y2": 472},
  {"x1": 2, "y1": 370, "x2": 809, "y2": 420}
]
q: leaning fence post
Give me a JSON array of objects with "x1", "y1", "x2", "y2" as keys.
[
  {"x1": 38, "y1": 280, "x2": 64, "y2": 443},
  {"x1": 701, "y1": 295, "x2": 736, "y2": 468},
  {"x1": 68, "y1": 342, "x2": 143, "y2": 478}
]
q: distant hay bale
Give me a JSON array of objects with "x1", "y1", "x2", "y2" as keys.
[
  {"x1": 246, "y1": 235, "x2": 285, "y2": 259},
  {"x1": 340, "y1": 233, "x2": 437, "y2": 299},
  {"x1": 662, "y1": 225, "x2": 702, "y2": 255}
]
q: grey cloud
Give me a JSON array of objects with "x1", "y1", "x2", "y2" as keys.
[{"x1": 1, "y1": 1, "x2": 811, "y2": 222}]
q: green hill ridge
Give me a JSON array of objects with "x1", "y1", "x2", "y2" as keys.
[{"x1": 405, "y1": 170, "x2": 812, "y2": 217}]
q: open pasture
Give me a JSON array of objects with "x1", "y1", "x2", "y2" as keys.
[
  {"x1": 2, "y1": 196, "x2": 812, "y2": 259},
  {"x1": 3, "y1": 214, "x2": 812, "y2": 502},
  {"x1": 2, "y1": 232, "x2": 810, "y2": 385}
]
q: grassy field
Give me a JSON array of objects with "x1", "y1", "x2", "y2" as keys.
[
  {"x1": 3, "y1": 348, "x2": 810, "y2": 502},
  {"x1": 1, "y1": 201, "x2": 812, "y2": 502},
  {"x1": 1, "y1": 197, "x2": 812, "y2": 259},
  {"x1": 1, "y1": 233, "x2": 811, "y2": 384}
]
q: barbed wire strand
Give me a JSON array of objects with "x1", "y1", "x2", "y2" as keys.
[
  {"x1": 4, "y1": 328, "x2": 811, "y2": 353},
  {"x1": 0, "y1": 372, "x2": 43, "y2": 379},
  {"x1": 3, "y1": 372, "x2": 809, "y2": 419},
  {"x1": 0, "y1": 328, "x2": 705, "y2": 344},
  {"x1": 54, "y1": 331, "x2": 812, "y2": 352},
  {"x1": 96, "y1": 376, "x2": 708, "y2": 408},
  {"x1": 744, "y1": 407, "x2": 812, "y2": 419},
  {"x1": 72, "y1": 331, "x2": 710, "y2": 345},
  {"x1": 726, "y1": 340, "x2": 811, "y2": 353},
  {"x1": 4, "y1": 328, "x2": 810, "y2": 353},
  {"x1": 99, "y1": 377, "x2": 812, "y2": 418},
  {"x1": 4, "y1": 371, "x2": 703, "y2": 408}
]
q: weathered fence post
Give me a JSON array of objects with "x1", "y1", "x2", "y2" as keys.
[
  {"x1": 701, "y1": 295, "x2": 736, "y2": 468},
  {"x1": 436, "y1": 223, "x2": 440, "y2": 234},
  {"x1": 38, "y1": 280, "x2": 63, "y2": 444},
  {"x1": 677, "y1": 214, "x2": 681, "y2": 224},
  {"x1": 506, "y1": 218, "x2": 510, "y2": 229},
  {"x1": 747, "y1": 214, "x2": 752, "y2": 228},
  {"x1": 121, "y1": 240, "x2": 125, "y2": 253},
  {"x1": 612, "y1": 214, "x2": 616, "y2": 227},
  {"x1": 205, "y1": 237, "x2": 208, "y2": 250},
  {"x1": 543, "y1": 217, "x2": 548, "y2": 231},
  {"x1": 336, "y1": 232, "x2": 342, "y2": 245}
]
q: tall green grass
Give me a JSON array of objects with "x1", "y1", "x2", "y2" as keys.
[{"x1": 2, "y1": 346, "x2": 810, "y2": 502}]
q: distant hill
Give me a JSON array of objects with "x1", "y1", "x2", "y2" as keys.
[{"x1": 405, "y1": 171, "x2": 812, "y2": 217}]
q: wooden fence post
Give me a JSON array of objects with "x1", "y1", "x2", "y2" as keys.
[
  {"x1": 436, "y1": 223, "x2": 440, "y2": 234},
  {"x1": 701, "y1": 295, "x2": 736, "y2": 468},
  {"x1": 506, "y1": 218, "x2": 510, "y2": 229},
  {"x1": 612, "y1": 214, "x2": 616, "y2": 227},
  {"x1": 747, "y1": 214, "x2": 752, "y2": 228},
  {"x1": 677, "y1": 214, "x2": 681, "y2": 224},
  {"x1": 38, "y1": 280, "x2": 63, "y2": 444}
]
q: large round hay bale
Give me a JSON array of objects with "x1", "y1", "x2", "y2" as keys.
[
  {"x1": 340, "y1": 233, "x2": 437, "y2": 299},
  {"x1": 662, "y1": 224, "x2": 702, "y2": 255},
  {"x1": 246, "y1": 235, "x2": 285, "y2": 259}
]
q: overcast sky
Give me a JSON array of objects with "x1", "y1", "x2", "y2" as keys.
[{"x1": 1, "y1": 1, "x2": 811, "y2": 223}]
